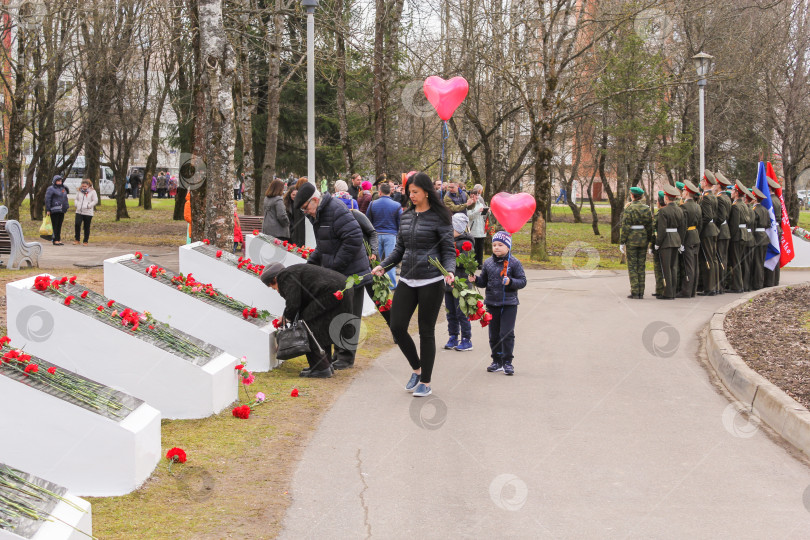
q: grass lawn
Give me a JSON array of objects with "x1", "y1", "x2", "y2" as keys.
[{"x1": 799, "y1": 210, "x2": 810, "y2": 229}]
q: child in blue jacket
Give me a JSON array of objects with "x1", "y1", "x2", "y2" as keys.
[{"x1": 474, "y1": 232, "x2": 527, "y2": 375}]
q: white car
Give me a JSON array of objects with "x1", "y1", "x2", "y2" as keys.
[{"x1": 64, "y1": 176, "x2": 115, "y2": 197}]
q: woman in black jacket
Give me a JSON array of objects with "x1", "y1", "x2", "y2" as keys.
[
  {"x1": 261, "y1": 263, "x2": 351, "y2": 378},
  {"x1": 372, "y1": 172, "x2": 456, "y2": 397}
]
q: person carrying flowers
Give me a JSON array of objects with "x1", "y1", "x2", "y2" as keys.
[
  {"x1": 474, "y1": 231, "x2": 526, "y2": 376},
  {"x1": 444, "y1": 213, "x2": 476, "y2": 352}
]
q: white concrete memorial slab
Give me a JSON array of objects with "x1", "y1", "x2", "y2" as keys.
[
  {"x1": 179, "y1": 242, "x2": 286, "y2": 315},
  {"x1": 104, "y1": 254, "x2": 279, "y2": 371},
  {"x1": 244, "y1": 233, "x2": 379, "y2": 316},
  {"x1": 0, "y1": 465, "x2": 92, "y2": 540},
  {"x1": 786, "y1": 231, "x2": 810, "y2": 267},
  {"x1": 6, "y1": 275, "x2": 237, "y2": 419},
  {"x1": 0, "y1": 341, "x2": 160, "y2": 497}
]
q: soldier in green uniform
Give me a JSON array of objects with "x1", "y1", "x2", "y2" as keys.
[
  {"x1": 714, "y1": 171, "x2": 733, "y2": 292},
  {"x1": 698, "y1": 172, "x2": 720, "y2": 296},
  {"x1": 743, "y1": 188, "x2": 757, "y2": 291},
  {"x1": 727, "y1": 181, "x2": 750, "y2": 293},
  {"x1": 764, "y1": 177, "x2": 783, "y2": 287},
  {"x1": 751, "y1": 187, "x2": 771, "y2": 290},
  {"x1": 620, "y1": 186, "x2": 653, "y2": 299},
  {"x1": 651, "y1": 190, "x2": 666, "y2": 297},
  {"x1": 678, "y1": 181, "x2": 702, "y2": 298},
  {"x1": 655, "y1": 184, "x2": 685, "y2": 300},
  {"x1": 675, "y1": 181, "x2": 686, "y2": 295}
]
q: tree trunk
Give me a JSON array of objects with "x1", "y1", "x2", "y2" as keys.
[
  {"x1": 5, "y1": 37, "x2": 29, "y2": 221},
  {"x1": 334, "y1": 0, "x2": 353, "y2": 175},
  {"x1": 235, "y1": 4, "x2": 256, "y2": 215},
  {"x1": 261, "y1": 0, "x2": 283, "y2": 209},
  {"x1": 530, "y1": 121, "x2": 553, "y2": 261},
  {"x1": 142, "y1": 82, "x2": 170, "y2": 212},
  {"x1": 197, "y1": 0, "x2": 236, "y2": 246}
]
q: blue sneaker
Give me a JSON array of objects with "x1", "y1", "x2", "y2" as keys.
[
  {"x1": 412, "y1": 383, "x2": 432, "y2": 397},
  {"x1": 405, "y1": 373, "x2": 420, "y2": 391},
  {"x1": 456, "y1": 338, "x2": 473, "y2": 352},
  {"x1": 486, "y1": 361, "x2": 503, "y2": 373},
  {"x1": 444, "y1": 336, "x2": 459, "y2": 350},
  {"x1": 504, "y1": 362, "x2": 514, "y2": 376}
]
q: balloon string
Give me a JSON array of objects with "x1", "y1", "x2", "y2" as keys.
[{"x1": 440, "y1": 120, "x2": 448, "y2": 186}]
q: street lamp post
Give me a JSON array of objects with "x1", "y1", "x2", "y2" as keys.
[
  {"x1": 302, "y1": 0, "x2": 318, "y2": 247},
  {"x1": 692, "y1": 52, "x2": 713, "y2": 178}
]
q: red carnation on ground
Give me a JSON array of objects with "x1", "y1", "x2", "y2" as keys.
[
  {"x1": 24, "y1": 364, "x2": 38, "y2": 375},
  {"x1": 252, "y1": 229, "x2": 259, "y2": 236},
  {"x1": 64, "y1": 295, "x2": 75, "y2": 306},
  {"x1": 232, "y1": 405, "x2": 251, "y2": 419},
  {"x1": 203, "y1": 239, "x2": 210, "y2": 245},
  {"x1": 97, "y1": 305, "x2": 104, "y2": 312},
  {"x1": 135, "y1": 252, "x2": 143, "y2": 260},
  {"x1": 216, "y1": 250, "x2": 223, "y2": 258},
  {"x1": 334, "y1": 291, "x2": 343, "y2": 300},
  {"x1": 80, "y1": 291, "x2": 89, "y2": 299},
  {"x1": 107, "y1": 300, "x2": 115, "y2": 308},
  {"x1": 47, "y1": 366, "x2": 57, "y2": 375},
  {"x1": 166, "y1": 447, "x2": 187, "y2": 464},
  {"x1": 59, "y1": 276, "x2": 68, "y2": 285},
  {"x1": 68, "y1": 276, "x2": 77, "y2": 284},
  {"x1": 461, "y1": 241, "x2": 473, "y2": 251},
  {"x1": 291, "y1": 388, "x2": 299, "y2": 397}
]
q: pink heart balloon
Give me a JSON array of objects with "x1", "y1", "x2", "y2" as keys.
[
  {"x1": 423, "y1": 76, "x2": 469, "y2": 121},
  {"x1": 490, "y1": 192, "x2": 536, "y2": 234}
]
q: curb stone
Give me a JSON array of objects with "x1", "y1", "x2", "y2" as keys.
[{"x1": 704, "y1": 284, "x2": 810, "y2": 458}]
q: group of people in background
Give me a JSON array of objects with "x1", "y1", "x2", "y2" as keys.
[
  {"x1": 259, "y1": 170, "x2": 525, "y2": 397},
  {"x1": 125, "y1": 170, "x2": 178, "y2": 199},
  {"x1": 620, "y1": 170, "x2": 785, "y2": 300}
]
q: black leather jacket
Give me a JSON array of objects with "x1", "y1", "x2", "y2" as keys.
[{"x1": 381, "y1": 207, "x2": 456, "y2": 280}]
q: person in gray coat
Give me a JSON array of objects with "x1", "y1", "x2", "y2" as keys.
[{"x1": 262, "y1": 178, "x2": 290, "y2": 240}]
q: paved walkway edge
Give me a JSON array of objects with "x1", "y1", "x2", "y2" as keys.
[{"x1": 705, "y1": 284, "x2": 810, "y2": 459}]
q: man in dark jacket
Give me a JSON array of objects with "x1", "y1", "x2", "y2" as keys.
[
  {"x1": 714, "y1": 171, "x2": 733, "y2": 292},
  {"x1": 727, "y1": 181, "x2": 751, "y2": 293},
  {"x1": 698, "y1": 172, "x2": 720, "y2": 296},
  {"x1": 655, "y1": 184, "x2": 685, "y2": 300},
  {"x1": 294, "y1": 182, "x2": 370, "y2": 369},
  {"x1": 347, "y1": 173, "x2": 362, "y2": 200},
  {"x1": 678, "y1": 181, "x2": 702, "y2": 298}
]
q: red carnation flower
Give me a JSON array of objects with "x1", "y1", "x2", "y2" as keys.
[
  {"x1": 462, "y1": 241, "x2": 473, "y2": 251},
  {"x1": 272, "y1": 319, "x2": 281, "y2": 329},
  {"x1": 148, "y1": 325, "x2": 155, "y2": 330},
  {"x1": 0, "y1": 336, "x2": 10, "y2": 346},
  {"x1": 24, "y1": 364, "x2": 38, "y2": 375},
  {"x1": 249, "y1": 307, "x2": 258, "y2": 318},
  {"x1": 59, "y1": 277, "x2": 68, "y2": 285},
  {"x1": 107, "y1": 300, "x2": 115, "y2": 308},
  {"x1": 166, "y1": 447, "x2": 187, "y2": 464},
  {"x1": 33, "y1": 276, "x2": 52, "y2": 291},
  {"x1": 291, "y1": 388, "x2": 299, "y2": 397},
  {"x1": 47, "y1": 366, "x2": 57, "y2": 375},
  {"x1": 234, "y1": 364, "x2": 244, "y2": 370},
  {"x1": 80, "y1": 291, "x2": 89, "y2": 299},
  {"x1": 203, "y1": 239, "x2": 210, "y2": 245},
  {"x1": 97, "y1": 305, "x2": 104, "y2": 312},
  {"x1": 69, "y1": 276, "x2": 77, "y2": 284},
  {"x1": 282, "y1": 241, "x2": 288, "y2": 247},
  {"x1": 216, "y1": 250, "x2": 223, "y2": 258},
  {"x1": 455, "y1": 249, "x2": 460, "y2": 257},
  {"x1": 64, "y1": 295, "x2": 75, "y2": 306},
  {"x1": 334, "y1": 291, "x2": 343, "y2": 300},
  {"x1": 242, "y1": 308, "x2": 249, "y2": 319},
  {"x1": 232, "y1": 405, "x2": 251, "y2": 419},
  {"x1": 135, "y1": 252, "x2": 143, "y2": 260},
  {"x1": 252, "y1": 229, "x2": 259, "y2": 236}
]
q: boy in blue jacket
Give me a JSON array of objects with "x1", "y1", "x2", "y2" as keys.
[{"x1": 474, "y1": 232, "x2": 527, "y2": 375}]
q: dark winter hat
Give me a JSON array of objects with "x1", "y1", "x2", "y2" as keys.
[
  {"x1": 492, "y1": 231, "x2": 512, "y2": 250},
  {"x1": 293, "y1": 182, "x2": 317, "y2": 210},
  {"x1": 260, "y1": 263, "x2": 285, "y2": 286}
]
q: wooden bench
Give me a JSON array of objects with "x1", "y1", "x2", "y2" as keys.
[
  {"x1": 0, "y1": 219, "x2": 42, "y2": 270},
  {"x1": 238, "y1": 215, "x2": 264, "y2": 235}
]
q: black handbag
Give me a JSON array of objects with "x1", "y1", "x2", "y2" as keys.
[{"x1": 275, "y1": 319, "x2": 323, "y2": 360}]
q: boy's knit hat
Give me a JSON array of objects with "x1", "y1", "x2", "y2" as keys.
[
  {"x1": 452, "y1": 213, "x2": 469, "y2": 233},
  {"x1": 334, "y1": 180, "x2": 348, "y2": 192},
  {"x1": 492, "y1": 231, "x2": 512, "y2": 250}
]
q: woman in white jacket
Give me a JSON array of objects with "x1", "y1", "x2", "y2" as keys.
[{"x1": 73, "y1": 179, "x2": 98, "y2": 245}]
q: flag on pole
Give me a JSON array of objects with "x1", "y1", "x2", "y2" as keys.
[
  {"x1": 755, "y1": 161, "x2": 780, "y2": 270},
  {"x1": 766, "y1": 161, "x2": 795, "y2": 267}
]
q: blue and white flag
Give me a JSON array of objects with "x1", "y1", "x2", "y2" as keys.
[{"x1": 755, "y1": 161, "x2": 780, "y2": 270}]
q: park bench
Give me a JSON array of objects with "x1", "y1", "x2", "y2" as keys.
[
  {"x1": 0, "y1": 217, "x2": 42, "y2": 270},
  {"x1": 238, "y1": 215, "x2": 264, "y2": 234},
  {"x1": 0, "y1": 206, "x2": 7, "y2": 220}
]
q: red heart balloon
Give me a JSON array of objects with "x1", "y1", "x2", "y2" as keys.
[
  {"x1": 490, "y1": 192, "x2": 536, "y2": 234},
  {"x1": 423, "y1": 76, "x2": 469, "y2": 121}
]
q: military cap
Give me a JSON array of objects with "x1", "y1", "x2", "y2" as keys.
[
  {"x1": 752, "y1": 187, "x2": 767, "y2": 200},
  {"x1": 715, "y1": 171, "x2": 732, "y2": 186},
  {"x1": 675, "y1": 181, "x2": 685, "y2": 191},
  {"x1": 767, "y1": 177, "x2": 781, "y2": 190},
  {"x1": 733, "y1": 180, "x2": 747, "y2": 193},
  {"x1": 682, "y1": 180, "x2": 700, "y2": 195},
  {"x1": 663, "y1": 184, "x2": 681, "y2": 197},
  {"x1": 630, "y1": 186, "x2": 644, "y2": 196},
  {"x1": 703, "y1": 171, "x2": 717, "y2": 185}
]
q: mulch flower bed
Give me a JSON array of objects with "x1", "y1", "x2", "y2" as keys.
[{"x1": 725, "y1": 284, "x2": 810, "y2": 410}]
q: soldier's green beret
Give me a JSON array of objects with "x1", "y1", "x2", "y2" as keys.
[
  {"x1": 630, "y1": 186, "x2": 644, "y2": 196},
  {"x1": 658, "y1": 190, "x2": 665, "y2": 199},
  {"x1": 664, "y1": 184, "x2": 681, "y2": 197},
  {"x1": 715, "y1": 171, "x2": 732, "y2": 186},
  {"x1": 703, "y1": 171, "x2": 717, "y2": 185},
  {"x1": 675, "y1": 182, "x2": 685, "y2": 190}
]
